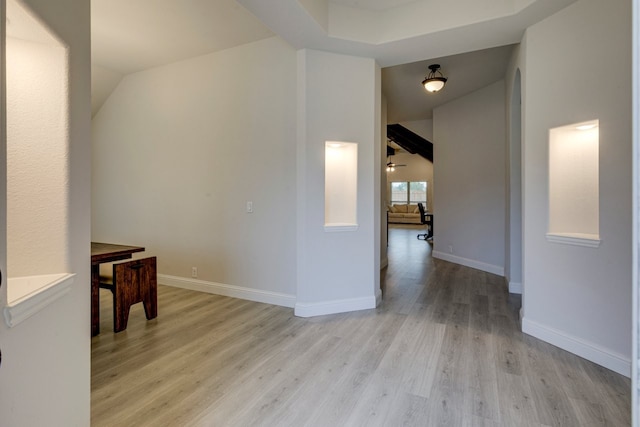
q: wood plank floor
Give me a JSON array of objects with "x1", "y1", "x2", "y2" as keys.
[{"x1": 91, "y1": 225, "x2": 631, "y2": 426}]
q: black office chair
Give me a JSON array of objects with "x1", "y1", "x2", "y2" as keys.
[{"x1": 417, "y1": 202, "x2": 433, "y2": 241}]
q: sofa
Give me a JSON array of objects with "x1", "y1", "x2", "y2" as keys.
[{"x1": 387, "y1": 204, "x2": 422, "y2": 224}]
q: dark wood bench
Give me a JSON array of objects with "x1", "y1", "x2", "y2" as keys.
[{"x1": 99, "y1": 257, "x2": 157, "y2": 333}]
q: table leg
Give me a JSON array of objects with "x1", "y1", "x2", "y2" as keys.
[{"x1": 91, "y1": 264, "x2": 100, "y2": 336}]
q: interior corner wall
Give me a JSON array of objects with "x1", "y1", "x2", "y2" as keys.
[
  {"x1": 432, "y1": 80, "x2": 506, "y2": 275},
  {"x1": 92, "y1": 36, "x2": 298, "y2": 301},
  {"x1": 91, "y1": 64, "x2": 123, "y2": 117},
  {"x1": 505, "y1": 44, "x2": 523, "y2": 295},
  {"x1": 296, "y1": 49, "x2": 379, "y2": 316},
  {"x1": 380, "y1": 94, "x2": 388, "y2": 268},
  {"x1": 374, "y1": 63, "x2": 382, "y2": 299},
  {"x1": 521, "y1": 0, "x2": 632, "y2": 376},
  {"x1": 0, "y1": 0, "x2": 91, "y2": 425}
]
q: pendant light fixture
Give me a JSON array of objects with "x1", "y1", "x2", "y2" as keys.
[{"x1": 421, "y1": 64, "x2": 447, "y2": 93}]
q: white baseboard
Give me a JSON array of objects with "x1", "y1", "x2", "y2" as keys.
[
  {"x1": 432, "y1": 251, "x2": 505, "y2": 276},
  {"x1": 295, "y1": 295, "x2": 377, "y2": 317},
  {"x1": 508, "y1": 281, "x2": 522, "y2": 294},
  {"x1": 159, "y1": 274, "x2": 296, "y2": 308},
  {"x1": 380, "y1": 257, "x2": 389, "y2": 269},
  {"x1": 522, "y1": 317, "x2": 631, "y2": 377}
]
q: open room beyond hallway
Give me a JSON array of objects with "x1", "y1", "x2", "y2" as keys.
[{"x1": 91, "y1": 226, "x2": 630, "y2": 426}]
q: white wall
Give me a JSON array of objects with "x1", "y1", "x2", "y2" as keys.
[
  {"x1": 433, "y1": 80, "x2": 506, "y2": 275},
  {"x1": 401, "y1": 119, "x2": 433, "y2": 141},
  {"x1": 520, "y1": 0, "x2": 632, "y2": 376},
  {"x1": 0, "y1": 0, "x2": 92, "y2": 424},
  {"x1": 92, "y1": 36, "x2": 298, "y2": 303},
  {"x1": 505, "y1": 45, "x2": 523, "y2": 294},
  {"x1": 296, "y1": 49, "x2": 380, "y2": 316},
  {"x1": 91, "y1": 64, "x2": 123, "y2": 117},
  {"x1": 6, "y1": 36, "x2": 68, "y2": 277}
]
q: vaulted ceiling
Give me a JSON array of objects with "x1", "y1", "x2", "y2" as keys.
[
  {"x1": 383, "y1": 44, "x2": 515, "y2": 123},
  {"x1": 91, "y1": 0, "x2": 274, "y2": 75},
  {"x1": 91, "y1": 0, "x2": 577, "y2": 118}
]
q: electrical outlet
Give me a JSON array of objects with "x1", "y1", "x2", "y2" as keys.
[
  {"x1": 191, "y1": 267, "x2": 198, "y2": 278},
  {"x1": 246, "y1": 201, "x2": 253, "y2": 213}
]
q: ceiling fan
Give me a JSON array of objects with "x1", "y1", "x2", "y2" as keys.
[{"x1": 386, "y1": 156, "x2": 406, "y2": 172}]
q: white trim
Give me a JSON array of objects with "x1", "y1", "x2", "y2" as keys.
[
  {"x1": 522, "y1": 317, "x2": 631, "y2": 378},
  {"x1": 633, "y1": 0, "x2": 640, "y2": 419},
  {"x1": 294, "y1": 295, "x2": 377, "y2": 317},
  {"x1": 545, "y1": 232, "x2": 601, "y2": 248},
  {"x1": 324, "y1": 224, "x2": 359, "y2": 232},
  {"x1": 432, "y1": 251, "x2": 504, "y2": 276},
  {"x1": 159, "y1": 274, "x2": 296, "y2": 308},
  {"x1": 508, "y1": 281, "x2": 522, "y2": 294},
  {"x1": 380, "y1": 256, "x2": 388, "y2": 269},
  {"x1": 4, "y1": 273, "x2": 75, "y2": 328}
]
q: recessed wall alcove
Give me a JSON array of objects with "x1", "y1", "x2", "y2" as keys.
[
  {"x1": 547, "y1": 120, "x2": 600, "y2": 247},
  {"x1": 3, "y1": 0, "x2": 74, "y2": 327},
  {"x1": 324, "y1": 141, "x2": 358, "y2": 232}
]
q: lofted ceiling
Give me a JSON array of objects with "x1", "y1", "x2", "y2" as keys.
[
  {"x1": 330, "y1": 0, "x2": 419, "y2": 11},
  {"x1": 91, "y1": 0, "x2": 274, "y2": 75},
  {"x1": 91, "y1": 0, "x2": 275, "y2": 115},
  {"x1": 383, "y1": 45, "x2": 515, "y2": 123},
  {"x1": 91, "y1": 0, "x2": 576, "y2": 118}
]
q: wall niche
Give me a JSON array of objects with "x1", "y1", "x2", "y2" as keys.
[{"x1": 547, "y1": 120, "x2": 600, "y2": 248}]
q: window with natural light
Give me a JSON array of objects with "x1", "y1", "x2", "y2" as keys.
[{"x1": 390, "y1": 181, "x2": 427, "y2": 205}]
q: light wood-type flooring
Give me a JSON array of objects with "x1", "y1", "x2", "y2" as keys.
[{"x1": 91, "y1": 225, "x2": 631, "y2": 426}]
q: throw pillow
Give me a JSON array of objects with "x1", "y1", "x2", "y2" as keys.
[
  {"x1": 388, "y1": 205, "x2": 396, "y2": 213},
  {"x1": 394, "y1": 204, "x2": 408, "y2": 213}
]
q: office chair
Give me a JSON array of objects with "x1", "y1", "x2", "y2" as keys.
[{"x1": 417, "y1": 202, "x2": 433, "y2": 241}]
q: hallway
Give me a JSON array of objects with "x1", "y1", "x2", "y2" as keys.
[{"x1": 91, "y1": 226, "x2": 631, "y2": 426}]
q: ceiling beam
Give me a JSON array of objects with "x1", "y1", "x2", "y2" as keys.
[{"x1": 387, "y1": 124, "x2": 433, "y2": 162}]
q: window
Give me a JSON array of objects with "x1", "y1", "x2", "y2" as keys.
[{"x1": 390, "y1": 181, "x2": 427, "y2": 205}]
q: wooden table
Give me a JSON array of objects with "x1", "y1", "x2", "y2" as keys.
[{"x1": 91, "y1": 242, "x2": 145, "y2": 336}]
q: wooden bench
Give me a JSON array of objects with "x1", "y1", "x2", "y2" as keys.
[{"x1": 99, "y1": 257, "x2": 158, "y2": 333}]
